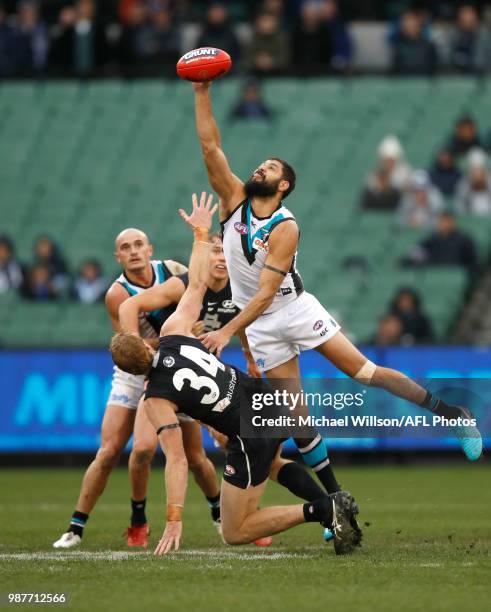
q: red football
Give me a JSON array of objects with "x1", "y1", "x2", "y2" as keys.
[{"x1": 176, "y1": 47, "x2": 232, "y2": 82}]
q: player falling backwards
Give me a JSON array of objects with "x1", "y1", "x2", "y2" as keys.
[
  {"x1": 117, "y1": 216, "x2": 344, "y2": 546},
  {"x1": 191, "y1": 81, "x2": 482, "y2": 466},
  {"x1": 110, "y1": 193, "x2": 361, "y2": 555},
  {"x1": 53, "y1": 228, "x2": 221, "y2": 549}
]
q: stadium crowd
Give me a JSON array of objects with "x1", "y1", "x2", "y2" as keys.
[
  {"x1": 0, "y1": 234, "x2": 109, "y2": 303},
  {"x1": 1, "y1": 1, "x2": 491, "y2": 77}
]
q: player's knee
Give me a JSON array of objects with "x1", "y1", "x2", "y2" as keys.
[
  {"x1": 131, "y1": 448, "x2": 154, "y2": 467},
  {"x1": 221, "y1": 525, "x2": 247, "y2": 546},
  {"x1": 352, "y1": 359, "x2": 378, "y2": 385},
  {"x1": 96, "y1": 445, "x2": 122, "y2": 472}
]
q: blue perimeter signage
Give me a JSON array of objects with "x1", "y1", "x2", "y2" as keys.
[{"x1": 1, "y1": 347, "x2": 490, "y2": 452}]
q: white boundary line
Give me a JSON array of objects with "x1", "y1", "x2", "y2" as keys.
[{"x1": 0, "y1": 549, "x2": 318, "y2": 562}]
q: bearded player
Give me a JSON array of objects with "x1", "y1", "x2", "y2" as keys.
[
  {"x1": 191, "y1": 81, "x2": 482, "y2": 469},
  {"x1": 110, "y1": 193, "x2": 361, "y2": 555},
  {"x1": 53, "y1": 228, "x2": 220, "y2": 549}
]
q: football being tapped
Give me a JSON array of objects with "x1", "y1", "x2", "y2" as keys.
[{"x1": 176, "y1": 48, "x2": 232, "y2": 82}]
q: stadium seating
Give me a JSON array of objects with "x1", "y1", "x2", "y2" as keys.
[{"x1": 1, "y1": 77, "x2": 490, "y2": 347}]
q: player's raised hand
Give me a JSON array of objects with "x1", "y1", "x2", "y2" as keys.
[
  {"x1": 154, "y1": 520, "x2": 182, "y2": 556},
  {"x1": 179, "y1": 191, "x2": 218, "y2": 231}
]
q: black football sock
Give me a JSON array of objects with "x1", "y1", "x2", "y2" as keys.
[
  {"x1": 206, "y1": 493, "x2": 221, "y2": 522},
  {"x1": 294, "y1": 434, "x2": 340, "y2": 494},
  {"x1": 303, "y1": 497, "x2": 333, "y2": 525},
  {"x1": 277, "y1": 461, "x2": 327, "y2": 502},
  {"x1": 420, "y1": 391, "x2": 462, "y2": 419},
  {"x1": 69, "y1": 511, "x2": 89, "y2": 537},
  {"x1": 131, "y1": 498, "x2": 147, "y2": 526}
]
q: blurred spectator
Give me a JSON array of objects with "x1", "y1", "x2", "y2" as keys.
[
  {"x1": 32, "y1": 236, "x2": 69, "y2": 294},
  {"x1": 398, "y1": 170, "x2": 443, "y2": 228},
  {"x1": 407, "y1": 212, "x2": 478, "y2": 272},
  {"x1": 0, "y1": 235, "x2": 23, "y2": 293},
  {"x1": 369, "y1": 313, "x2": 404, "y2": 346},
  {"x1": 0, "y1": 4, "x2": 14, "y2": 77},
  {"x1": 4, "y1": 1, "x2": 49, "y2": 77},
  {"x1": 261, "y1": 0, "x2": 286, "y2": 23},
  {"x1": 360, "y1": 167, "x2": 401, "y2": 211},
  {"x1": 366, "y1": 135, "x2": 412, "y2": 193},
  {"x1": 455, "y1": 148, "x2": 491, "y2": 216},
  {"x1": 293, "y1": 0, "x2": 352, "y2": 74},
  {"x1": 119, "y1": 4, "x2": 180, "y2": 74},
  {"x1": 449, "y1": 4, "x2": 491, "y2": 74},
  {"x1": 292, "y1": 1, "x2": 331, "y2": 75},
  {"x1": 119, "y1": 0, "x2": 176, "y2": 24},
  {"x1": 428, "y1": 148, "x2": 462, "y2": 197},
  {"x1": 389, "y1": 287, "x2": 434, "y2": 343},
  {"x1": 51, "y1": 0, "x2": 108, "y2": 77},
  {"x1": 72, "y1": 259, "x2": 108, "y2": 303},
  {"x1": 21, "y1": 263, "x2": 57, "y2": 301},
  {"x1": 244, "y1": 12, "x2": 289, "y2": 75},
  {"x1": 391, "y1": 10, "x2": 438, "y2": 75},
  {"x1": 447, "y1": 115, "x2": 482, "y2": 157},
  {"x1": 230, "y1": 79, "x2": 272, "y2": 120},
  {"x1": 319, "y1": 0, "x2": 353, "y2": 72},
  {"x1": 196, "y1": 3, "x2": 240, "y2": 61}
]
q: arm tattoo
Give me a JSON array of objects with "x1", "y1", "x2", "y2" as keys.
[
  {"x1": 264, "y1": 263, "x2": 287, "y2": 277},
  {"x1": 156, "y1": 422, "x2": 181, "y2": 435}
]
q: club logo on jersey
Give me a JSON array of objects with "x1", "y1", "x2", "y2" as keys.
[
  {"x1": 163, "y1": 356, "x2": 175, "y2": 368},
  {"x1": 221, "y1": 300, "x2": 235, "y2": 309},
  {"x1": 313, "y1": 320, "x2": 324, "y2": 331},
  {"x1": 234, "y1": 222, "x2": 249, "y2": 235},
  {"x1": 225, "y1": 464, "x2": 236, "y2": 476}
]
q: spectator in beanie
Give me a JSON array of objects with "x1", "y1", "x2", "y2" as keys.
[
  {"x1": 455, "y1": 148, "x2": 491, "y2": 216},
  {"x1": 398, "y1": 170, "x2": 443, "y2": 229}
]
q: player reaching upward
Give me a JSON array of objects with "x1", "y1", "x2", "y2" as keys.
[
  {"x1": 191, "y1": 81, "x2": 482, "y2": 464},
  {"x1": 110, "y1": 193, "x2": 361, "y2": 555},
  {"x1": 53, "y1": 228, "x2": 220, "y2": 549}
]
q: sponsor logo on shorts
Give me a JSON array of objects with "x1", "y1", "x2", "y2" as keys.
[
  {"x1": 234, "y1": 222, "x2": 249, "y2": 234},
  {"x1": 256, "y1": 358, "x2": 265, "y2": 368},
  {"x1": 280, "y1": 287, "x2": 292, "y2": 296},
  {"x1": 320, "y1": 327, "x2": 330, "y2": 337},
  {"x1": 163, "y1": 356, "x2": 175, "y2": 368},
  {"x1": 109, "y1": 393, "x2": 132, "y2": 406},
  {"x1": 225, "y1": 464, "x2": 236, "y2": 476},
  {"x1": 313, "y1": 320, "x2": 324, "y2": 331}
]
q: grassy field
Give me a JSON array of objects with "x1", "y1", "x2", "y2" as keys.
[{"x1": 0, "y1": 464, "x2": 490, "y2": 611}]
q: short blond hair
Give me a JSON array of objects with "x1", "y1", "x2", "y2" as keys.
[{"x1": 110, "y1": 332, "x2": 153, "y2": 376}]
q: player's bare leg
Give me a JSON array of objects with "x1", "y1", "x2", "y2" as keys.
[
  {"x1": 316, "y1": 331, "x2": 482, "y2": 460},
  {"x1": 53, "y1": 405, "x2": 135, "y2": 549},
  {"x1": 127, "y1": 397, "x2": 157, "y2": 547},
  {"x1": 220, "y1": 479, "x2": 358, "y2": 554},
  {"x1": 265, "y1": 356, "x2": 341, "y2": 496}
]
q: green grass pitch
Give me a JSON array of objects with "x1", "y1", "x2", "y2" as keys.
[{"x1": 0, "y1": 464, "x2": 490, "y2": 611}]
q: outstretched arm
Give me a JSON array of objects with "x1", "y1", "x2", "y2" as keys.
[
  {"x1": 194, "y1": 83, "x2": 244, "y2": 216},
  {"x1": 144, "y1": 397, "x2": 187, "y2": 555},
  {"x1": 118, "y1": 277, "x2": 187, "y2": 335},
  {"x1": 161, "y1": 192, "x2": 218, "y2": 337},
  {"x1": 201, "y1": 221, "x2": 299, "y2": 357}
]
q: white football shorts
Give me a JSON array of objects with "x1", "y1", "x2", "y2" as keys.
[
  {"x1": 107, "y1": 365, "x2": 193, "y2": 422},
  {"x1": 245, "y1": 291, "x2": 341, "y2": 373}
]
